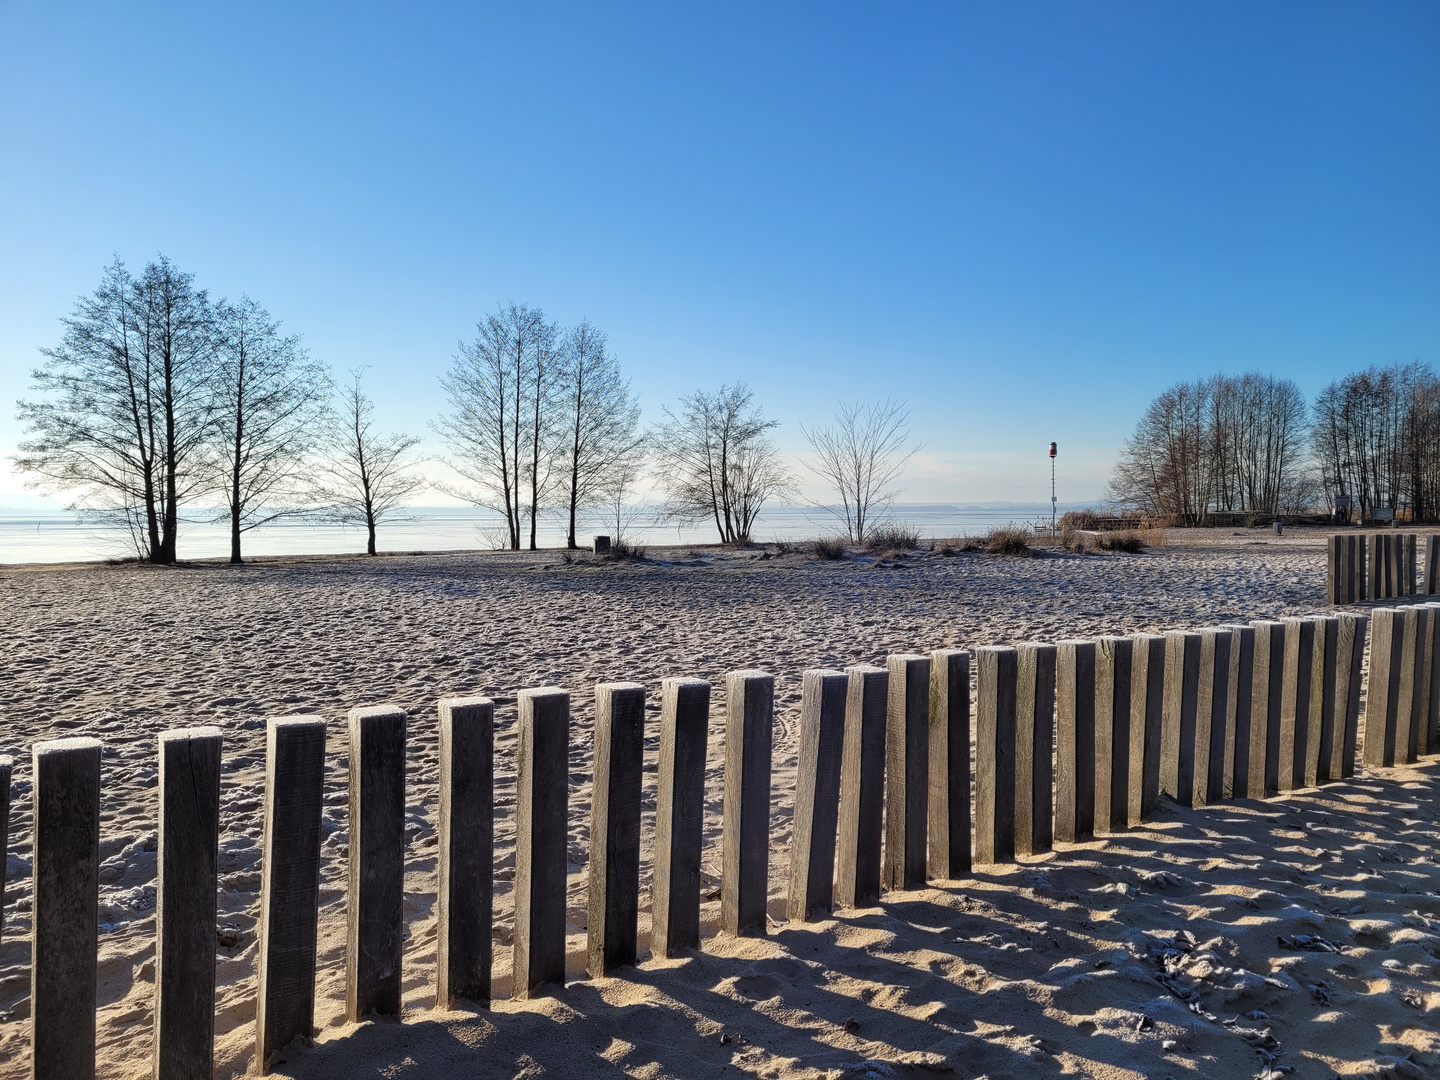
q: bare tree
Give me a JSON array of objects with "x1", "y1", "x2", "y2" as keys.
[
  {"x1": 15, "y1": 255, "x2": 214, "y2": 563},
  {"x1": 652, "y1": 383, "x2": 793, "y2": 543},
  {"x1": 207, "y1": 297, "x2": 332, "y2": 563},
  {"x1": 799, "y1": 398, "x2": 920, "y2": 543},
  {"x1": 312, "y1": 370, "x2": 425, "y2": 555},
  {"x1": 554, "y1": 320, "x2": 644, "y2": 548},
  {"x1": 436, "y1": 304, "x2": 558, "y2": 550},
  {"x1": 1108, "y1": 373, "x2": 1308, "y2": 522}
]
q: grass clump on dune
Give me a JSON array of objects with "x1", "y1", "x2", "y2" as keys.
[{"x1": 984, "y1": 526, "x2": 1034, "y2": 556}]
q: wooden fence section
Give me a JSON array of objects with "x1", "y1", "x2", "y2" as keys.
[
  {"x1": 1329, "y1": 532, "x2": 1430, "y2": 605},
  {"x1": 4, "y1": 608, "x2": 1436, "y2": 1078}
]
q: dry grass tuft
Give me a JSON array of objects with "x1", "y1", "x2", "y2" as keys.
[
  {"x1": 984, "y1": 526, "x2": 1034, "y2": 556},
  {"x1": 809, "y1": 537, "x2": 848, "y2": 560},
  {"x1": 864, "y1": 524, "x2": 921, "y2": 552}
]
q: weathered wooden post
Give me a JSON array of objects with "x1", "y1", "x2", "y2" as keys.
[
  {"x1": 1404, "y1": 534, "x2": 1418, "y2": 596},
  {"x1": 1220, "y1": 624, "x2": 1255, "y2": 799},
  {"x1": 1363, "y1": 608, "x2": 1403, "y2": 768},
  {"x1": 1093, "y1": 636, "x2": 1132, "y2": 833},
  {"x1": 722, "y1": 670, "x2": 773, "y2": 936},
  {"x1": 256, "y1": 717, "x2": 326, "y2": 1074},
  {"x1": 1395, "y1": 606, "x2": 1431, "y2": 764},
  {"x1": 588, "y1": 682, "x2": 646, "y2": 975},
  {"x1": 1356, "y1": 534, "x2": 1370, "y2": 601},
  {"x1": 1129, "y1": 634, "x2": 1166, "y2": 822},
  {"x1": 1015, "y1": 642, "x2": 1056, "y2": 855},
  {"x1": 1194, "y1": 628, "x2": 1232, "y2": 806},
  {"x1": 927, "y1": 649, "x2": 971, "y2": 880},
  {"x1": 1161, "y1": 631, "x2": 1201, "y2": 805},
  {"x1": 346, "y1": 705, "x2": 407, "y2": 1021},
  {"x1": 787, "y1": 670, "x2": 847, "y2": 921},
  {"x1": 513, "y1": 687, "x2": 570, "y2": 997},
  {"x1": 31, "y1": 737, "x2": 101, "y2": 1080},
  {"x1": 975, "y1": 647, "x2": 1017, "y2": 864},
  {"x1": 1370, "y1": 533, "x2": 1390, "y2": 599},
  {"x1": 1334, "y1": 613, "x2": 1368, "y2": 777},
  {"x1": 836, "y1": 665, "x2": 886, "y2": 907},
  {"x1": 1426, "y1": 535, "x2": 1440, "y2": 595},
  {"x1": 1307, "y1": 617, "x2": 1339, "y2": 786},
  {"x1": 1328, "y1": 536, "x2": 1349, "y2": 605},
  {"x1": 651, "y1": 677, "x2": 710, "y2": 957},
  {"x1": 1250, "y1": 621, "x2": 1286, "y2": 797},
  {"x1": 1277, "y1": 619, "x2": 1315, "y2": 793},
  {"x1": 154, "y1": 727, "x2": 223, "y2": 1080},
  {"x1": 883, "y1": 654, "x2": 930, "y2": 891},
  {"x1": 1422, "y1": 603, "x2": 1440, "y2": 757},
  {"x1": 0, "y1": 755, "x2": 11, "y2": 947},
  {"x1": 437, "y1": 696, "x2": 493, "y2": 1008},
  {"x1": 1055, "y1": 640, "x2": 1096, "y2": 842}
]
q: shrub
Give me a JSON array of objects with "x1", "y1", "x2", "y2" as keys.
[
  {"x1": 984, "y1": 526, "x2": 1033, "y2": 556},
  {"x1": 1059, "y1": 526, "x2": 1088, "y2": 554},
  {"x1": 771, "y1": 539, "x2": 801, "y2": 555},
  {"x1": 809, "y1": 537, "x2": 848, "y2": 560},
  {"x1": 609, "y1": 538, "x2": 648, "y2": 561},
  {"x1": 864, "y1": 523, "x2": 921, "y2": 552},
  {"x1": 1093, "y1": 529, "x2": 1145, "y2": 553}
]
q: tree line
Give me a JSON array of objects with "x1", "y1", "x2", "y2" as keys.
[
  {"x1": 16, "y1": 257, "x2": 921, "y2": 562},
  {"x1": 1109, "y1": 363, "x2": 1440, "y2": 523}
]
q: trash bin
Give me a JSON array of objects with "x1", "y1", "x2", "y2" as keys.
[
  {"x1": 593, "y1": 535, "x2": 612, "y2": 555},
  {"x1": 1273, "y1": 521, "x2": 1283, "y2": 535}
]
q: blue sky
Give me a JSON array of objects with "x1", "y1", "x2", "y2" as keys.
[{"x1": 1, "y1": 1, "x2": 1436, "y2": 508}]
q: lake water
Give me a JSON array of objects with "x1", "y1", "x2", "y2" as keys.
[{"x1": 0, "y1": 504, "x2": 1071, "y2": 565}]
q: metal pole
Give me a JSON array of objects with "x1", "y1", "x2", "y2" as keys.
[{"x1": 1049, "y1": 442, "x2": 1058, "y2": 533}]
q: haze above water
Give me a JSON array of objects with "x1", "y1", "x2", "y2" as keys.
[{"x1": 0, "y1": 503, "x2": 1080, "y2": 565}]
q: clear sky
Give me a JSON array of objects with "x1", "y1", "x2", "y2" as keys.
[{"x1": 1, "y1": 1, "x2": 1436, "y2": 509}]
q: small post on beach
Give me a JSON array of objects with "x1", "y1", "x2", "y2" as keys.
[
  {"x1": 1277, "y1": 619, "x2": 1315, "y2": 793},
  {"x1": 787, "y1": 670, "x2": 847, "y2": 921},
  {"x1": 1250, "y1": 621, "x2": 1286, "y2": 797},
  {"x1": 1363, "y1": 608, "x2": 1404, "y2": 767},
  {"x1": 1426, "y1": 535, "x2": 1440, "y2": 595},
  {"x1": 1055, "y1": 640, "x2": 1096, "y2": 843},
  {"x1": 1308, "y1": 617, "x2": 1339, "y2": 786},
  {"x1": 1194, "y1": 628, "x2": 1231, "y2": 806},
  {"x1": 975, "y1": 646, "x2": 1018, "y2": 864},
  {"x1": 437, "y1": 696, "x2": 493, "y2": 1009},
  {"x1": 588, "y1": 682, "x2": 646, "y2": 975},
  {"x1": 1370, "y1": 534, "x2": 1388, "y2": 599},
  {"x1": 1129, "y1": 634, "x2": 1165, "y2": 822},
  {"x1": 256, "y1": 718, "x2": 326, "y2": 1074},
  {"x1": 1422, "y1": 604, "x2": 1440, "y2": 756},
  {"x1": 31, "y1": 737, "x2": 101, "y2": 1080},
  {"x1": 1328, "y1": 535, "x2": 1348, "y2": 605},
  {"x1": 836, "y1": 665, "x2": 887, "y2": 907},
  {"x1": 346, "y1": 705, "x2": 407, "y2": 1021},
  {"x1": 1220, "y1": 624, "x2": 1255, "y2": 799},
  {"x1": 1335, "y1": 612, "x2": 1368, "y2": 777},
  {"x1": 1094, "y1": 636, "x2": 1132, "y2": 832},
  {"x1": 651, "y1": 677, "x2": 711, "y2": 957},
  {"x1": 883, "y1": 654, "x2": 930, "y2": 891},
  {"x1": 927, "y1": 649, "x2": 972, "y2": 880},
  {"x1": 722, "y1": 670, "x2": 774, "y2": 936},
  {"x1": 154, "y1": 728, "x2": 223, "y2": 1080},
  {"x1": 0, "y1": 755, "x2": 11, "y2": 947},
  {"x1": 513, "y1": 687, "x2": 570, "y2": 996},
  {"x1": 1161, "y1": 631, "x2": 1201, "y2": 805},
  {"x1": 1394, "y1": 605, "x2": 1430, "y2": 765},
  {"x1": 1015, "y1": 642, "x2": 1056, "y2": 855}
]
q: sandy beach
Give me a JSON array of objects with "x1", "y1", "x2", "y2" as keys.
[{"x1": 2, "y1": 528, "x2": 1438, "y2": 1079}]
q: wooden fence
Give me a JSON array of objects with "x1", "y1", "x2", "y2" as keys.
[
  {"x1": 8, "y1": 603, "x2": 1440, "y2": 1077},
  {"x1": 1327, "y1": 532, "x2": 1437, "y2": 604}
]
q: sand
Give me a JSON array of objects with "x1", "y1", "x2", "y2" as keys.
[{"x1": 1, "y1": 528, "x2": 1437, "y2": 1079}]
